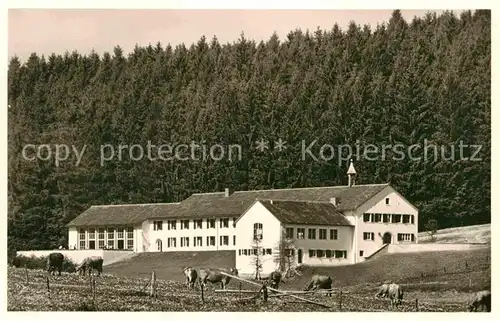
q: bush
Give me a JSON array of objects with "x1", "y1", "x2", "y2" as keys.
[{"x1": 11, "y1": 254, "x2": 78, "y2": 273}]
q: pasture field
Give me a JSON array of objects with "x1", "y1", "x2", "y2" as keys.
[
  {"x1": 418, "y1": 223, "x2": 490, "y2": 244},
  {"x1": 7, "y1": 247, "x2": 490, "y2": 312}
]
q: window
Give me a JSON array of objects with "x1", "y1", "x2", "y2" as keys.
[
  {"x1": 285, "y1": 249, "x2": 295, "y2": 257},
  {"x1": 99, "y1": 227, "x2": 106, "y2": 239},
  {"x1": 88, "y1": 228, "x2": 95, "y2": 239},
  {"x1": 297, "y1": 228, "x2": 305, "y2": 239},
  {"x1": 335, "y1": 250, "x2": 347, "y2": 259},
  {"x1": 117, "y1": 228, "x2": 124, "y2": 239},
  {"x1": 411, "y1": 215, "x2": 415, "y2": 224},
  {"x1": 402, "y1": 215, "x2": 410, "y2": 224},
  {"x1": 308, "y1": 228, "x2": 316, "y2": 240},
  {"x1": 393, "y1": 215, "x2": 401, "y2": 223},
  {"x1": 233, "y1": 235, "x2": 236, "y2": 245},
  {"x1": 79, "y1": 229, "x2": 86, "y2": 240},
  {"x1": 316, "y1": 249, "x2": 325, "y2": 258},
  {"x1": 98, "y1": 240, "x2": 105, "y2": 249},
  {"x1": 309, "y1": 249, "x2": 315, "y2": 257},
  {"x1": 220, "y1": 235, "x2": 229, "y2": 246},
  {"x1": 233, "y1": 217, "x2": 238, "y2": 227},
  {"x1": 79, "y1": 240, "x2": 86, "y2": 249},
  {"x1": 206, "y1": 236, "x2": 215, "y2": 246},
  {"x1": 360, "y1": 250, "x2": 364, "y2": 257},
  {"x1": 285, "y1": 227, "x2": 294, "y2": 239},
  {"x1": 238, "y1": 249, "x2": 242, "y2": 255},
  {"x1": 127, "y1": 227, "x2": 133, "y2": 239},
  {"x1": 193, "y1": 236, "x2": 202, "y2": 247},
  {"x1": 398, "y1": 233, "x2": 414, "y2": 242},
  {"x1": 154, "y1": 221, "x2": 163, "y2": 231},
  {"x1": 363, "y1": 213, "x2": 371, "y2": 222},
  {"x1": 107, "y1": 228, "x2": 114, "y2": 239},
  {"x1": 180, "y1": 237, "x2": 189, "y2": 247},
  {"x1": 207, "y1": 219, "x2": 216, "y2": 229},
  {"x1": 253, "y1": 223, "x2": 263, "y2": 240},
  {"x1": 167, "y1": 237, "x2": 176, "y2": 247},
  {"x1": 266, "y1": 248, "x2": 272, "y2": 255},
  {"x1": 319, "y1": 229, "x2": 327, "y2": 240},
  {"x1": 325, "y1": 250, "x2": 332, "y2": 258},
  {"x1": 385, "y1": 197, "x2": 390, "y2": 205},
  {"x1": 383, "y1": 214, "x2": 390, "y2": 223},
  {"x1": 363, "y1": 232, "x2": 375, "y2": 240},
  {"x1": 167, "y1": 220, "x2": 177, "y2": 230},
  {"x1": 374, "y1": 214, "x2": 382, "y2": 223},
  {"x1": 194, "y1": 219, "x2": 202, "y2": 229},
  {"x1": 220, "y1": 218, "x2": 229, "y2": 228},
  {"x1": 156, "y1": 239, "x2": 162, "y2": 251},
  {"x1": 107, "y1": 240, "x2": 114, "y2": 249},
  {"x1": 127, "y1": 239, "x2": 133, "y2": 250},
  {"x1": 243, "y1": 249, "x2": 248, "y2": 256},
  {"x1": 330, "y1": 229, "x2": 338, "y2": 240},
  {"x1": 181, "y1": 220, "x2": 189, "y2": 230}
]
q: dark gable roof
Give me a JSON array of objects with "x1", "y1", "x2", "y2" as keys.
[
  {"x1": 66, "y1": 203, "x2": 181, "y2": 227},
  {"x1": 258, "y1": 200, "x2": 353, "y2": 226},
  {"x1": 67, "y1": 184, "x2": 389, "y2": 227},
  {"x1": 184, "y1": 184, "x2": 389, "y2": 217}
]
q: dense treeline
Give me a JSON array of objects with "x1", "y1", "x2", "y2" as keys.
[{"x1": 8, "y1": 10, "x2": 490, "y2": 251}]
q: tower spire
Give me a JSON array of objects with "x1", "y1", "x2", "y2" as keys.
[{"x1": 347, "y1": 159, "x2": 357, "y2": 187}]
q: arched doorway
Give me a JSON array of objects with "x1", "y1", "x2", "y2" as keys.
[
  {"x1": 383, "y1": 232, "x2": 392, "y2": 244},
  {"x1": 297, "y1": 249, "x2": 303, "y2": 264},
  {"x1": 156, "y1": 239, "x2": 163, "y2": 252}
]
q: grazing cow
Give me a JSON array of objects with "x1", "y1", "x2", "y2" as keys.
[
  {"x1": 47, "y1": 252, "x2": 64, "y2": 276},
  {"x1": 183, "y1": 266, "x2": 198, "y2": 290},
  {"x1": 387, "y1": 283, "x2": 404, "y2": 309},
  {"x1": 303, "y1": 274, "x2": 333, "y2": 296},
  {"x1": 375, "y1": 283, "x2": 390, "y2": 298},
  {"x1": 468, "y1": 290, "x2": 491, "y2": 312},
  {"x1": 199, "y1": 268, "x2": 239, "y2": 290},
  {"x1": 76, "y1": 256, "x2": 103, "y2": 276},
  {"x1": 11, "y1": 256, "x2": 22, "y2": 268},
  {"x1": 268, "y1": 271, "x2": 282, "y2": 289}
]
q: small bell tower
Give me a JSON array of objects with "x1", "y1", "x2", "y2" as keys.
[{"x1": 347, "y1": 159, "x2": 357, "y2": 187}]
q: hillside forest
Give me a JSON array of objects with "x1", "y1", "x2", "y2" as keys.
[{"x1": 7, "y1": 10, "x2": 491, "y2": 251}]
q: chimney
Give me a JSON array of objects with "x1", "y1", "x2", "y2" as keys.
[
  {"x1": 347, "y1": 159, "x2": 357, "y2": 187},
  {"x1": 330, "y1": 197, "x2": 339, "y2": 206},
  {"x1": 224, "y1": 188, "x2": 233, "y2": 197}
]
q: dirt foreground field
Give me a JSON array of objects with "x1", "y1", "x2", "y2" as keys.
[{"x1": 7, "y1": 267, "x2": 484, "y2": 312}]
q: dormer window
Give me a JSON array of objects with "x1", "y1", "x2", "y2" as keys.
[{"x1": 385, "y1": 198, "x2": 390, "y2": 205}]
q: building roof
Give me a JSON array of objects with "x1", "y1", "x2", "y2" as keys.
[
  {"x1": 257, "y1": 200, "x2": 354, "y2": 226},
  {"x1": 67, "y1": 183, "x2": 389, "y2": 227},
  {"x1": 66, "y1": 203, "x2": 181, "y2": 227}
]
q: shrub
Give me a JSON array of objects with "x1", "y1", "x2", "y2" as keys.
[{"x1": 11, "y1": 254, "x2": 78, "y2": 272}]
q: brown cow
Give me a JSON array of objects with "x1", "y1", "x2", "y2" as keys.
[
  {"x1": 47, "y1": 252, "x2": 64, "y2": 276},
  {"x1": 183, "y1": 266, "x2": 198, "y2": 290},
  {"x1": 199, "y1": 268, "x2": 239, "y2": 290},
  {"x1": 467, "y1": 290, "x2": 491, "y2": 312},
  {"x1": 76, "y1": 256, "x2": 103, "y2": 276},
  {"x1": 387, "y1": 283, "x2": 404, "y2": 309},
  {"x1": 375, "y1": 283, "x2": 390, "y2": 298},
  {"x1": 303, "y1": 274, "x2": 333, "y2": 296},
  {"x1": 268, "y1": 271, "x2": 282, "y2": 289}
]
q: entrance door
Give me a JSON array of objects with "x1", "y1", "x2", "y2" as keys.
[
  {"x1": 117, "y1": 240, "x2": 124, "y2": 250},
  {"x1": 383, "y1": 232, "x2": 392, "y2": 244},
  {"x1": 89, "y1": 240, "x2": 95, "y2": 249},
  {"x1": 298, "y1": 249, "x2": 303, "y2": 264}
]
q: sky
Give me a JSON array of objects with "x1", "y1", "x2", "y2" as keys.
[{"x1": 8, "y1": 9, "x2": 465, "y2": 62}]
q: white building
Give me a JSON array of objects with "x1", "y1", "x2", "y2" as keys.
[{"x1": 67, "y1": 161, "x2": 418, "y2": 274}]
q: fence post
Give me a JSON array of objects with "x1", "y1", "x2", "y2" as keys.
[
  {"x1": 339, "y1": 290, "x2": 342, "y2": 311},
  {"x1": 25, "y1": 268, "x2": 28, "y2": 284},
  {"x1": 201, "y1": 284, "x2": 205, "y2": 304},
  {"x1": 415, "y1": 298, "x2": 418, "y2": 311},
  {"x1": 239, "y1": 282, "x2": 242, "y2": 300},
  {"x1": 150, "y1": 271, "x2": 156, "y2": 299},
  {"x1": 93, "y1": 278, "x2": 97, "y2": 303},
  {"x1": 262, "y1": 284, "x2": 268, "y2": 302},
  {"x1": 46, "y1": 276, "x2": 50, "y2": 299}
]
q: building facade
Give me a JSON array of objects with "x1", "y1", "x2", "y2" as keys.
[{"x1": 67, "y1": 161, "x2": 418, "y2": 274}]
